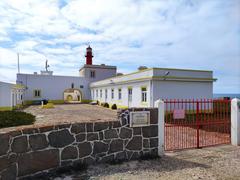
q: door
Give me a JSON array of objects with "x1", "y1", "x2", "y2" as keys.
[{"x1": 128, "y1": 88, "x2": 132, "y2": 107}]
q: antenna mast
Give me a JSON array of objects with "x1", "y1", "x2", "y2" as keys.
[{"x1": 17, "y1": 53, "x2": 20, "y2": 73}]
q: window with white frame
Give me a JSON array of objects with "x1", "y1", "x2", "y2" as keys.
[
  {"x1": 96, "y1": 89, "x2": 98, "y2": 98},
  {"x1": 90, "y1": 70, "x2": 95, "y2": 78},
  {"x1": 34, "y1": 89, "x2": 41, "y2": 97},
  {"x1": 100, "y1": 89, "x2": 102, "y2": 98},
  {"x1": 118, "y1": 88, "x2": 122, "y2": 100},
  {"x1": 141, "y1": 87, "x2": 147, "y2": 102},
  {"x1": 111, "y1": 89, "x2": 114, "y2": 99},
  {"x1": 128, "y1": 88, "x2": 132, "y2": 102},
  {"x1": 105, "y1": 89, "x2": 108, "y2": 100}
]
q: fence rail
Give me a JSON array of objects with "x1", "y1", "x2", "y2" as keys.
[{"x1": 164, "y1": 99, "x2": 231, "y2": 151}]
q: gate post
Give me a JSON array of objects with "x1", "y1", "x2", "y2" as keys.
[
  {"x1": 231, "y1": 98, "x2": 240, "y2": 146},
  {"x1": 155, "y1": 99, "x2": 165, "y2": 155}
]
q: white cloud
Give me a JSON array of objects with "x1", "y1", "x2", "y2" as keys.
[{"x1": 0, "y1": 0, "x2": 239, "y2": 93}]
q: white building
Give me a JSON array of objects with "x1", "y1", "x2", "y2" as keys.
[
  {"x1": 0, "y1": 46, "x2": 216, "y2": 110},
  {"x1": 90, "y1": 67, "x2": 215, "y2": 108},
  {"x1": 0, "y1": 81, "x2": 24, "y2": 110}
]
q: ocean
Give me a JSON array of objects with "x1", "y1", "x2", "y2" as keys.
[{"x1": 213, "y1": 94, "x2": 240, "y2": 99}]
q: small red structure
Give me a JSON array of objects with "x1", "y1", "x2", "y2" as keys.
[{"x1": 85, "y1": 45, "x2": 93, "y2": 65}]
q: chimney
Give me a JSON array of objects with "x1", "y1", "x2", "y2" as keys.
[{"x1": 85, "y1": 45, "x2": 93, "y2": 65}]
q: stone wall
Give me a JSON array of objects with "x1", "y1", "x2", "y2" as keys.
[{"x1": 0, "y1": 108, "x2": 158, "y2": 179}]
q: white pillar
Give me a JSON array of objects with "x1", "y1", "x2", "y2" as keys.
[
  {"x1": 231, "y1": 98, "x2": 240, "y2": 146},
  {"x1": 155, "y1": 99, "x2": 165, "y2": 155}
]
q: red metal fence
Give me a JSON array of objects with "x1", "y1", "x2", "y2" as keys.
[{"x1": 164, "y1": 99, "x2": 231, "y2": 151}]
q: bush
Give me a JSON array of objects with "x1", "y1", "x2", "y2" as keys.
[
  {"x1": 0, "y1": 111, "x2": 36, "y2": 128},
  {"x1": 111, "y1": 104, "x2": 117, "y2": 110},
  {"x1": 100, "y1": 102, "x2": 105, "y2": 107},
  {"x1": 96, "y1": 100, "x2": 100, "y2": 105},
  {"x1": 104, "y1": 103, "x2": 109, "y2": 108},
  {"x1": 42, "y1": 103, "x2": 54, "y2": 109}
]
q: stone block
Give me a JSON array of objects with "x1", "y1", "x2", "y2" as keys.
[
  {"x1": 100, "y1": 154, "x2": 114, "y2": 163},
  {"x1": 150, "y1": 109, "x2": 158, "y2": 124},
  {"x1": 143, "y1": 139, "x2": 150, "y2": 148},
  {"x1": 93, "y1": 141, "x2": 108, "y2": 155},
  {"x1": 18, "y1": 149, "x2": 59, "y2": 176},
  {"x1": 78, "y1": 142, "x2": 92, "y2": 158},
  {"x1": 76, "y1": 133, "x2": 86, "y2": 142},
  {"x1": 142, "y1": 125, "x2": 158, "y2": 138},
  {"x1": 29, "y1": 134, "x2": 48, "y2": 150},
  {"x1": 86, "y1": 123, "x2": 93, "y2": 132},
  {"x1": 58, "y1": 123, "x2": 71, "y2": 129},
  {"x1": 22, "y1": 128, "x2": 39, "y2": 134},
  {"x1": 94, "y1": 122, "x2": 108, "y2": 131},
  {"x1": 133, "y1": 127, "x2": 141, "y2": 135},
  {"x1": 83, "y1": 156, "x2": 95, "y2": 165},
  {"x1": 0, "y1": 134, "x2": 9, "y2": 156},
  {"x1": 104, "y1": 129, "x2": 118, "y2": 139},
  {"x1": 87, "y1": 133, "x2": 98, "y2": 141},
  {"x1": 71, "y1": 123, "x2": 85, "y2": 134},
  {"x1": 112, "y1": 121, "x2": 121, "y2": 128},
  {"x1": 126, "y1": 136, "x2": 142, "y2": 151},
  {"x1": 150, "y1": 138, "x2": 158, "y2": 148},
  {"x1": 39, "y1": 125, "x2": 54, "y2": 133},
  {"x1": 0, "y1": 163, "x2": 17, "y2": 180},
  {"x1": 61, "y1": 146, "x2": 78, "y2": 160},
  {"x1": 99, "y1": 132, "x2": 103, "y2": 140},
  {"x1": 115, "y1": 151, "x2": 127, "y2": 161},
  {"x1": 11, "y1": 136, "x2": 28, "y2": 153},
  {"x1": 9, "y1": 130, "x2": 22, "y2": 137},
  {"x1": 119, "y1": 127, "x2": 132, "y2": 139},
  {"x1": 48, "y1": 129, "x2": 74, "y2": 148},
  {"x1": 109, "y1": 139, "x2": 123, "y2": 153}
]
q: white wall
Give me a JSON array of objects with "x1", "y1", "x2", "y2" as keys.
[
  {"x1": 79, "y1": 66, "x2": 116, "y2": 82},
  {"x1": 0, "y1": 82, "x2": 12, "y2": 107},
  {"x1": 92, "y1": 80, "x2": 151, "y2": 108},
  {"x1": 0, "y1": 82, "x2": 24, "y2": 108},
  {"x1": 17, "y1": 74, "x2": 91, "y2": 101},
  {"x1": 152, "y1": 80, "x2": 213, "y2": 102}
]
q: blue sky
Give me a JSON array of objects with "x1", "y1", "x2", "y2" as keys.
[{"x1": 0, "y1": 0, "x2": 239, "y2": 93}]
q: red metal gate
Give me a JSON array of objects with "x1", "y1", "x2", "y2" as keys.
[{"x1": 164, "y1": 99, "x2": 231, "y2": 151}]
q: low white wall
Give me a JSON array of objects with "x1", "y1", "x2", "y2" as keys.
[{"x1": 231, "y1": 98, "x2": 240, "y2": 146}]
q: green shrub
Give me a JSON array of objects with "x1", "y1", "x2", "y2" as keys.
[
  {"x1": 104, "y1": 103, "x2": 109, "y2": 108},
  {"x1": 100, "y1": 102, "x2": 105, "y2": 107},
  {"x1": 0, "y1": 111, "x2": 36, "y2": 128},
  {"x1": 111, "y1": 104, "x2": 117, "y2": 110}
]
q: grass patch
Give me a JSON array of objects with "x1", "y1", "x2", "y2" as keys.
[
  {"x1": 0, "y1": 111, "x2": 35, "y2": 128},
  {"x1": 42, "y1": 103, "x2": 54, "y2": 109}
]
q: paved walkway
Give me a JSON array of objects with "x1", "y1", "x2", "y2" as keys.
[
  {"x1": 24, "y1": 104, "x2": 117, "y2": 126},
  {"x1": 54, "y1": 145, "x2": 240, "y2": 180}
]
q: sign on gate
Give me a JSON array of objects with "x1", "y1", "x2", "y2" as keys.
[
  {"x1": 173, "y1": 109, "x2": 185, "y2": 119},
  {"x1": 130, "y1": 111, "x2": 150, "y2": 127}
]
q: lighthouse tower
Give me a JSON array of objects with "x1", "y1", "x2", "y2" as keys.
[
  {"x1": 85, "y1": 45, "x2": 93, "y2": 65},
  {"x1": 79, "y1": 45, "x2": 117, "y2": 81}
]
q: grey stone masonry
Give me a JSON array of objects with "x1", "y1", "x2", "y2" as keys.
[{"x1": 0, "y1": 108, "x2": 158, "y2": 179}]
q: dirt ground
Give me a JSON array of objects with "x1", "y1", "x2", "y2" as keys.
[
  {"x1": 54, "y1": 145, "x2": 240, "y2": 180},
  {"x1": 24, "y1": 104, "x2": 118, "y2": 126}
]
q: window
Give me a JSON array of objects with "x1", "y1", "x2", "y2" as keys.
[
  {"x1": 128, "y1": 88, "x2": 132, "y2": 102},
  {"x1": 100, "y1": 89, "x2": 102, "y2": 98},
  {"x1": 141, "y1": 87, "x2": 147, "y2": 102},
  {"x1": 105, "y1": 89, "x2": 108, "y2": 100},
  {"x1": 20, "y1": 94, "x2": 23, "y2": 100},
  {"x1": 118, "y1": 88, "x2": 122, "y2": 100},
  {"x1": 90, "y1": 70, "x2": 95, "y2": 78},
  {"x1": 96, "y1": 90, "x2": 98, "y2": 98},
  {"x1": 111, "y1": 89, "x2": 114, "y2": 99},
  {"x1": 80, "y1": 85, "x2": 84, "y2": 88},
  {"x1": 34, "y1": 90, "x2": 41, "y2": 97},
  {"x1": 71, "y1": 83, "x2": 74, "y2": 88}
]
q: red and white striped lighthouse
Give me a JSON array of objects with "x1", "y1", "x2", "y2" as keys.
[{"x1": 85, "y1": 45, "x2": 93, "y2": 65}]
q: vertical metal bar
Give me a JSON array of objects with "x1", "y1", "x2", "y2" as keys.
[{"x1": 196, "y1": 100, "x2": 200, "y2": 148}]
